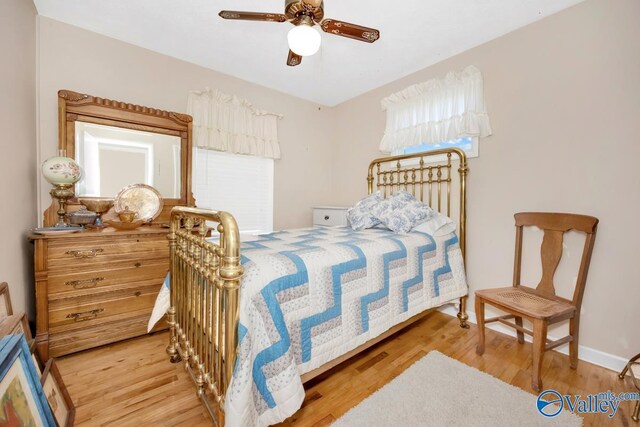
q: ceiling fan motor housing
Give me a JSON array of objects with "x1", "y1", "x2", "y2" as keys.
[{"x1": 285, "y1": 0, "x2": 324, "y2": 23}]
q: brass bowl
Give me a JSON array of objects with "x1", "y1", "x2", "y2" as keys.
[
  {"x1": 79, "y1": 198, "x2": 114, "y2": 214},
  {"x1": 79, "y1": 198, "x2": 114, "y2": 228}
]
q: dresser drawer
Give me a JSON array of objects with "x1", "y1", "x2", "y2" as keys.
[
  {"x1": 313, "y1": 207, "x2": 349, "y2": 227},
  {"x1": 47, "y1": 235, "x2": 168, "y2": 271},
  {"x1": 48, "y1": 283, "x2": 160, "y2": 333},
  {"x1": 48, "y1": 314, "x2": 167, "y2": 357},
  {"x1": 47, "y1": 259, "x2": 168, "y2": 297}
]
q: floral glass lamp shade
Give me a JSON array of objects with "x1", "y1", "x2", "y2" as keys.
[{"x1": 42, "y1": 150, "x2": 82, "y2": 227}]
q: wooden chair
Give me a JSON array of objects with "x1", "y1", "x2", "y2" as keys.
[
  {"x1": 475, "y1": 212, "x2": 598, "y2": 392},
  {"x1": 619, "y1": 352, "x2": 640, "y2": 422}
]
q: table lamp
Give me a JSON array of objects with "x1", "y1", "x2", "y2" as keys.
[{"x1": 42, "y1": 150, "x2": 82, "y2": 227}]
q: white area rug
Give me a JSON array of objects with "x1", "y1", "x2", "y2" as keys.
[{"x1": 331, "y1": 351, "x2": 581, "y2": 427}]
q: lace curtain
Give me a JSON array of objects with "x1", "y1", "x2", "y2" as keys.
[
  {"x1": 379, "y1": 66, "x2": 492, "y2": 152},
  {"x1": 188, "y1": 88, "x2": 283, "y2": 159}
]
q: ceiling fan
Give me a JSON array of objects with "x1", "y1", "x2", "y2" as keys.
[{"x1": 219, "y1": 0, "x2": 381, "y2": 67}]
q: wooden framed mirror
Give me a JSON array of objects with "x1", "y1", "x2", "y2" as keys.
[{"x1": 44, "y1": 90, "x2": 195, "y2": 226}]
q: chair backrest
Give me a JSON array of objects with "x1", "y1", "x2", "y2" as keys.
[{"x1": 513, "y1": 212, "x2": 598, "y2": 308}]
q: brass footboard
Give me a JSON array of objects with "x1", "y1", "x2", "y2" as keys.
[{"x1": 166, "y1": 207, "x2": 243, "y2": 426}]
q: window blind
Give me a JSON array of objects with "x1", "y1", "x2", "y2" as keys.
[{"x1": 193, "y1": 148, "x2": 274, "y2": 234}]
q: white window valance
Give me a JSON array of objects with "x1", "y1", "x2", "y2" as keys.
[
  {"x1": 379, "y1": 66, "x2": 492, "y2": 153},
  {"x1": 188, "y1": 88, "x2": 283, "y2": 159}
]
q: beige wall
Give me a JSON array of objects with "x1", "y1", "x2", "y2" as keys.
[
  {"x1": 330, "y1": 0, "x2": 640, "y2": 359},
  {"x1": 0, "y1": 0, "x2": 37, "y2": 317},
  {"x1": 27, "y1": 0, "x2": 640, "y2": 360},
  {"x1": 37, "y1": 17, "x2": 336, "y2": 231}
]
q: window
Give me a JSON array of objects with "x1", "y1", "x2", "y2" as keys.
[
  {"x1": 380, "y1": 66, "x2": 491, "y2": 157},
  {"x1": 393, "y1": 136, "x2": 478, "y2": 161},
  {"x1": 193, "y1": 149, "x2": 273, "y2": 235}
]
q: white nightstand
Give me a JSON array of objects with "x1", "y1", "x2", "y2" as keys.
[{"x1": 312, "y1": 206, "x2": 349, "y2": 227}]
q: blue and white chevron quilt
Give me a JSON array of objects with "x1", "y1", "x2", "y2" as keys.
[{"x1": 222, "y1": 226, "x2": 468, "y2": 426}]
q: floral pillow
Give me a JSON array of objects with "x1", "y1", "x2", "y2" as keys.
[
  {"x1": 371, "y1": 190, "x2": 434, "y2": 233},
  {"x1": 347, "y1": 192, "x2": 383, "y2": 230}
]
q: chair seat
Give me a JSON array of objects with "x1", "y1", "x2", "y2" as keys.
[{"x1": 476, "y1": 287, "x2": 576, "y2": 320}]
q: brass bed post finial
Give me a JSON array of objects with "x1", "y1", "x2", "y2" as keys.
[{"x1": 166, "y1": 209, "x2": 181, "y2": 363}]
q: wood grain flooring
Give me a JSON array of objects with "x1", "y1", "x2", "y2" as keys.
[{"x1": 56, "y1": 311, "x2": 637, "y2": 426}]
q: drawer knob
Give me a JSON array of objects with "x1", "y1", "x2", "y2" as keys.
[
  {"x1": 66, "y1": 248, "x2": 104, "y2": 258},
  {"x1": 134, "y1": 262, "x2": 142, "y2": 268},
  {"x1": 65, "y1": 277, "x2": 104, "y2": 289},
  {"x1": 134, "y1": 291, "x2": 141, "y2": 297},
  {"x1": 324, "y1": 215, "x2": 330, "y2": 220},
  {"x1": 66, "y1": 308, "x2": 104, "y2": 322}
]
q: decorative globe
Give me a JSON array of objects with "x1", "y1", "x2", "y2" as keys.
[{"x1": 41, "y1": 155, "x2": 81, "y2": 185}]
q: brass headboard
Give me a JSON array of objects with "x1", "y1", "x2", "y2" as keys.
[{"x1": 367, "y1": 148, "x2": 468, "y2": 259}]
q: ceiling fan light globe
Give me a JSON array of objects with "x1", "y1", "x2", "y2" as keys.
[{"x1": 287, "y1": 24, "x2": 321, "y2": 56}]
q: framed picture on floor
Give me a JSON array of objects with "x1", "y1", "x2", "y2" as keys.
[
  {"x1": 0, "y1": 334, "x2": 55, "y2": 426},
  {"x1": 0, "y1": 283, "x2": 12, "y2": 318},
  {"x1": 0, "y1": 312, "x2": 34, "y2": 350},
  {"x1": 10, "y1": 313, "x2": 32, "y2": 341},
  {"x1": 41, "y1": 359, "x2": 75, "y2": 427},
  {"x1": 31, "y1": 351, "x2": 44, "y2": 379}
]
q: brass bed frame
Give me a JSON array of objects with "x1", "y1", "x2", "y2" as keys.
[{"x1": 166, "y1": 148, "x2": 470, "y2": 425}]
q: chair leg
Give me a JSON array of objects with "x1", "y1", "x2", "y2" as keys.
[
  {"x1": 515, "y1": 316, "x2": 525, "y2": 344},
  {"x1": 633, "y1": 400, "x2": 639, "y2": 422},
  {"x1": 619, "y1": 352, "x2": 640, "y2": 380},
  {"x1": 531, "y1": 319, "x2": 548, "y2": 392},
  {"x1": 619, "y1": 361, "x2": 631, "y2": 380},
  {"x1": 475, "y1": 297, "x2": 485, "y2": 355},
  {"x1": 569, "y1": 316, "x2": 580, "y2": 369}
]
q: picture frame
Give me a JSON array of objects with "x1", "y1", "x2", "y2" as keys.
[
  {"x1": 31, "y1": 351, "x2": 44, "y2": 378},
  {"x1": 41, "y1": 359, "x2": 75, "y2": 427},
  {"x1": 0, "y1": 334, "x2": 55, "y2": 426},
  {"x1": 0, "y1": 283, "x2": 12, "y2": 318},
  {"x1": 0, "y1": 312, "x2": 34, "y2": 350},
  {"x1": 11, "y1": 313, "x2": 31, "y2": 342}
]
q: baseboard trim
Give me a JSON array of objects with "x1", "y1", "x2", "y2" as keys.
[{"x1": 438, "y1": 304, "x2": 628, "y2": 373}]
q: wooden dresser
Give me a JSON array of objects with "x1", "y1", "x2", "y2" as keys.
[
  {"x1": 31, "y1": 227, "x2": 169, "y2": 360},
  {"x1": 34, "y1": 89, "x2": 196, "y2": 361}
]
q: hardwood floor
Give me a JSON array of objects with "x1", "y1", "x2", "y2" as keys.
[{"x1": 56, "y1": 311, "x2": 636, "y2": 426}]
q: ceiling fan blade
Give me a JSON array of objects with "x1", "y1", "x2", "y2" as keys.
[
  {"x1": 320, "y1": 19, "x2": 380, "y2": 43},
  {"x1": 287, "y1": 50, "x2": 302, "y2": 67},
  {"x1": 218, "y1": 11, "x2": 287, "y2": 23}
]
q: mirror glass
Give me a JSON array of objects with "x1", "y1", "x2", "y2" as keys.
[{"x1": 75, "y1": 122, "x2": 181, "y2": 198}]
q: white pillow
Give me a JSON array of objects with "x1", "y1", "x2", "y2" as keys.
[{"x1": 412, "y1": 212, "x2": 457, "y2": 236}]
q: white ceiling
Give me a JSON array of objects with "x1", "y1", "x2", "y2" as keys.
[{"x1": 33, "y1": 0, "x2": 583, "y2": 106}]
